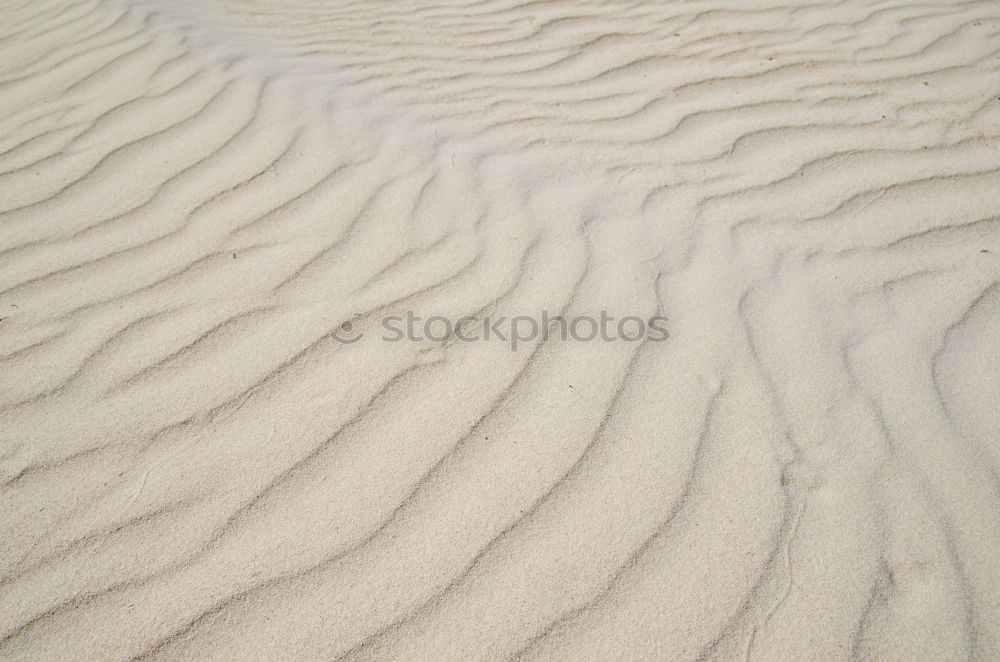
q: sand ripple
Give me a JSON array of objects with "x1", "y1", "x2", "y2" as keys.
[{"x1": 1, "y1": 0, "x2": 999, "y2": 659}]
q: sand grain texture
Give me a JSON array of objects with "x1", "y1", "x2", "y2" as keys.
[{"x1": 1, "y1": 0, "x2": 999, "y2": 660}]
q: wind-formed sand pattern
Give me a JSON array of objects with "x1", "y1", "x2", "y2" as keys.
[{"x1": 1, "y1": 0, "x2": 999, "y2": 660}]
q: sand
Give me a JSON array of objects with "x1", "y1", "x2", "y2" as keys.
[{"x1": 1, "y1": 0, "x2": 999, "y2": 660}]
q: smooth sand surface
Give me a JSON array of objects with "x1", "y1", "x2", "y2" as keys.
[{"x1": 1, "y1": 0, "x2": 999, "y2": 660}]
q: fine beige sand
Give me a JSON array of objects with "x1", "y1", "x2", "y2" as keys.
[{"x1": 1, "y1": 0, "x2": 999, "y2": 660}]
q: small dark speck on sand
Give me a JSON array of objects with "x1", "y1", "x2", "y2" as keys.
[
  {"x1": 233, "y1": 253, "x2": 237, "y2": 258},
  {"x1": 981, "y1": 249, "x2": 990, "y2": 253}
]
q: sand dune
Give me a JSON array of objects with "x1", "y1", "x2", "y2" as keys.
[{"x1": 1, "y1": 0, "x2": 999, "y2": 660}]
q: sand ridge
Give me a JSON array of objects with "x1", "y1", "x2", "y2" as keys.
[{"x1": 1, "y1": 0, "x2": 999, "y2": 660}]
